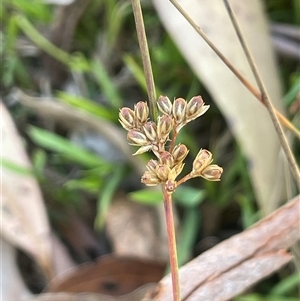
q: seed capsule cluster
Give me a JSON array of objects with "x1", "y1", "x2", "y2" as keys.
[{"x1": 119, "y1": 95, "x2": 223, "y2": 193}]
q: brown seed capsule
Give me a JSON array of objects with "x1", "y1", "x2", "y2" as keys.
[
  {"x1": 186, "y1": 96, "x2": 210, "y2": 122},
  {"x1": 157, "y1": 95, "x2": 172, "y2": 115},
  {"x1": 134, "y1": 101, "x2": 149, "y2": 124},
  {"x1": 146, "y1": 159, "x2": 159, "y2": 172},
  {"x1": 155, "y1": 164, "x2": 170, "y2": 182},
  {"x1": 191, "y1": 149, "x2": 213, "y2": 176},
  {"x1": 143, "y1": 121, "x2": 157, "y2": 142},
  {"x1": 201, "y1": 164, "x2": 223, "y2": 181},
  {"x1": 141, "y1": 170, "x2": 161, "y2": 186},
  {"x1": 127, "y1": 130, "x2": 148, "y2": 146},
  {"x1": 160, "y1": 151, "x2": 174, "y2": 168},
  {"x1": 195, "y1": 148, "x2": 212, "y2": 162},
  {"x1": 119, "y1": 107, "x2": 135, "y2": 130},
  {"x1": 172, "y1": 97, "x2": 187, "y2": 123},
  {"x1": 172, "y1": 144, "x2": 189, "y2": 164},
  {"x1": 157, "y1": 115, "x2": 173, "y2": 142}
]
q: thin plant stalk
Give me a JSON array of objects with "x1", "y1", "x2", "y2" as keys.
[
  {"x1": 162, "y1": 186, "x2": 181, "y2": 301},
  {"x1": 169, "y1": 0, "x2": 300, "y2": 139},
  {"x1": 130, "y1": 1, "x2": 181, "y2": 300},
  {"x1": 131, "y1": 0, "x2": 158, "y2": 120},
  {"x1": 222, "y1": 0, "x2": 300, "y2": 185}
]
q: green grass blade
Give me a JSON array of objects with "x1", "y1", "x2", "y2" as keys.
[
  {"x1": 56, "y1": 91, "x2": 116, "y2": 121},
  {"x1": 28, "y1": 126, "x2": 105, "y2": 168}
]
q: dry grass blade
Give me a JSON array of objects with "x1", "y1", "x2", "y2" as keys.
[
  {"x1": 169, "y1": 0, "x2": 300, "y2": 140},
  {"x1": 153, "y1": 194, "x2": 300, "y2": 300},
  {"x1": 222, "y1": 0, "x2": 300, "y2": 185}
]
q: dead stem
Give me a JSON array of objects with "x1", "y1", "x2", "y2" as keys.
[
  {"x1": 169, "y1": 0, "x2": 300, "y2": 139},
  {"x1": 222, "y1": 0, "x2": 300, "y2": 185},
  {"x1": 162, "y1": 186, "x2": 181, "y2": 301}
]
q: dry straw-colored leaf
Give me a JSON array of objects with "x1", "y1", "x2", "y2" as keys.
[
  {"x1": 152, "y1": 0, "x2": 289, "y2": 214},
  {"x1": 1, "y1": 102, "x2": 54, "y2": 278},
  {"x1": 1, "y1": 237, "x2": 31, "y2": 301}
]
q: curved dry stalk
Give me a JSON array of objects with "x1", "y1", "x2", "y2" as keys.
[
  {"x1": 222, "y1": 0, "x2": 300, "y2": 185},
  {"x1": 169, "y1": 0, "x2": 300, "y2": 140}
]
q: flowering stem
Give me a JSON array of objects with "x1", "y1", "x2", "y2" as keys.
[
  {"x1": 162, "y1": 186, "x2": 181, "y2": 301},
  {"x1": 131, "y1": 0, "x2": 158, "y2": 120}
]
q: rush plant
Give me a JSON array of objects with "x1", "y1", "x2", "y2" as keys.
[
  {"x1": 126, "y1": 1, "x2": 223, "y2": 300},
  {"x1": 119, "y1": 95, "x2": 223, "y2": 301}
]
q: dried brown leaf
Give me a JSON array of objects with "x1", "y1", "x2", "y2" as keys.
[
  {"x1": 46, "y1": 255, "x2": 165, "y2": 294},
  {"x1": 23, "y1": 288, "x2": 155, "y2": 301}
]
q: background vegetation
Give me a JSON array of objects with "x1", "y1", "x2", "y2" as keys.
[{"x1": 1, "y1": 0, "x2": 299, "y2": 299}]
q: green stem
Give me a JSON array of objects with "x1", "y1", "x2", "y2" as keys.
[
  {"x1": 130, "y1": 0, "x2": 158, "y2": 120},
  {"x1": 162, "y1": 186, "x2": 181, "y2": 301}
]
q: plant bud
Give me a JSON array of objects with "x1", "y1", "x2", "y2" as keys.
[
  {"x1": 160, "y1": 151, "x2": 174, "y2": 167},
  {"x1": 127, "y1": 130, "x2": 148, "y2": 146},
  {"x1": 186, "y1": 96, "x2": 210, "y2": 122},
  {"x1": 146, "y1": 159, "x2": 159, "y2": 172},
  {"x1": 119, "y1": 107, "x2": 135, "y2": 130},
  {"x1": 157, "y1": 95, "x2": 172, "y2": 115},
  {"x1": 172, "y1": 97, "x2": 187, "y2": 123},
  {"x1": 134, "y1": 101, "x2": 149, "y2": 124},
  {"x1": 172, "y1": 144, "x2": 189, "y2": 163},
  {"x1": 191, "y1": 149, "x2": 213, "y2": 176},
  {"x1": 195, "y1": 148, "x2": 212, "y2": 162},
  {"x1": 141, "y1": 170, "x2": 160, "y2": 186},
  {"x1": 201, "y1": 164, "x2": 223, "y2": 181},
  {"x1": 143, "y1": 121, "x2": 157, "y2": 142},
  {"x1": 155, "y1": 164, "x2": 170, "y2": 182},
  {"x1": 157, "y1": 115, "x2": 173, "y2": 142}
]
